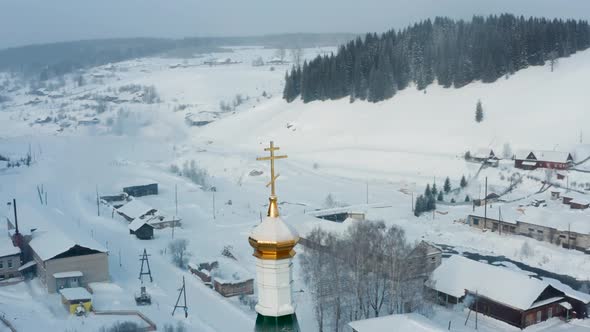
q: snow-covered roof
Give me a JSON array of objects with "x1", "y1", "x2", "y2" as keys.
[
  {"x1": 59, "y1": 287, "x2": 92, "y2": 301},
  {"x1": 0, "y1": 232, "x2": 20, "y2": 258},
  {"x1": 544, "y1": 278, "x2": 590, "y2": 304},
  {"x1": 249, "y1": 215, "x2": 299, "y2": 243},
  {"x1": 428, "y1": 255, "x2": 552, "y2": 311},
  {"x1": 116, "y1": 199, "x2": 156, "y2": 220},
  {"x1": 469, "y1": 205, "x2": 523, "y2": 224},
  {"x1": 515, "y1": 150, "x2": 533, "y2": 160},
  {"x1": 472, "y1": 148, "x2": 494, "y2": 159},
  {"x1": 535, "y1": 150, "x2": 573, "y2": 163},
  {"x1": 517, "y1": 207, "x2": 590, "y2": 234},
  {"x1": 348, "y1": 313, "x2": 443, "y2": 332},
  {"x1": 128, "y1": 217, "x2": 151, "y2": 231},
  {"x1": 29, "y1": 230, "x2": 107, "y2": 262},
  {"x1": 53, "y1": 271, "x2": 83, "y2": 279},
  {"x1": 17, "y1": 260, "x2": 35, "y2": 271}
]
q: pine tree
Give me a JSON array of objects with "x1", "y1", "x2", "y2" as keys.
[
  {"x1": 424, "y1": 184, "x2": 431, "y2": 198},
  {"x1": 460, "y1": 175, "x2": 468, "y2": 188},
  {"x1": 437, "y1": 191, "x2": 444, "y2": 201},
  {"x1": 475, "y1": 99, "x2": 484, "y2": 123},
  {"x1": 431, "y1": 183, "x2": 438, "y2": 196},
  {"x1": 414, "y1": 195, "x2": 425, "y2": 216},
  {"x1": 427, "y1": 194, "x2": 436, "y2": 211},
  {"x1": 465, "y1": 195, "x2": 471, "y2": 202},
  {"x1": 443, "y1": 177, "x2": 451, "y2": 193}
]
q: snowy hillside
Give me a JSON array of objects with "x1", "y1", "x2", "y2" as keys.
[{"x1": 1, "y1": 45, "x2": 590, "y2": 331}]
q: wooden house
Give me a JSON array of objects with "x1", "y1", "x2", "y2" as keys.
[
  {"x1": 214, "y1": 278, "x2": 254, "y2": 297},
  {"x1": 471, "y1": 148, "x2": 500, "y2": 166},
  {"x1": 60, "y1": 287, "x2": 92, "y2": 314},
  {"x1": 123, "y1": 183, "x2": 158, "y2": 197},
  {"x1": 427, "y1": 255, "x2": 570, "y2": 329},
  {"x1": 515, "y1": 151, "x2": 574, "y2": 170},
  {"x1": 116, "y1": 199, "x2": 158, "y2": 222},
  {"x1": 128, "y1": 219, "x2": 154, "y2": 240},
  {"x1": 188, "y1": 261, "x2": 219, "y2": 283},
  {"x1": 0, "y1": 224, "x2": 21, "y2": 281}
]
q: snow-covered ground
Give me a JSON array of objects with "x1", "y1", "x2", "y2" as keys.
[{"x1": 1, "y1": 45, "x2": 590, "y2": 331}]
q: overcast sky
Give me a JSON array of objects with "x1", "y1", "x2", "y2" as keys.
[{"x1": 1, "y1": 0, "x2": 590, "y2": 49}]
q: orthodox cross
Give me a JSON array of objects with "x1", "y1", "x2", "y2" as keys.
[{"x1": 256, "y1": 141, "x2": 288, "y2": 197}]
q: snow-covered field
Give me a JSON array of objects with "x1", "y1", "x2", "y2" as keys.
[{"x1": 1, "y1": 45, "x2": 590, "y2": 331}]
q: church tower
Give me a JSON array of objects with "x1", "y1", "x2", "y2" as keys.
[{"x1": 249, "y1": 141, "x2": 300, "y2": 331}]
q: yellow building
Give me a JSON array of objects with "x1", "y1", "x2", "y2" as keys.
[{"x1": 59, "y1": 287, "x2": 92, "y2": 314}]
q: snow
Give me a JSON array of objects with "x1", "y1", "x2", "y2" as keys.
[
  {"x1": 116, "y1": 198, "x2": 156, "y2": 220},
  {"x1": 128, "y1": 217, "x2": 149, "y2": 231},
  {"x1": 59, "y1": 287, "x2": 92, "y2": 301},
  {"x1": 249, "y1": 215, "x2": 299, "y2": 243},
  {"x1": 428, "y1": 255, "x2": 550, "y2": 310},
  {"x1": 0, "y1": 45, "x2": 590, "y2": 331},
  {"x1": 560, "y1": 302, "x2": 573, "y2": 310},
  {"x1": 53, "y1": 271, "x2": 83, "y2": 278},
  {"x1": 348, "y1": 313, "x2": 443, "y2": 332},
  {"x1": 534, "y1": 151, "x2": 573, "y2": 163},
  {"x1": 517, "y1": 207, "x2": 590, "y2": 234},
  {"x1": 29, "y1": 229, "x2": 107, "y2": 261}
]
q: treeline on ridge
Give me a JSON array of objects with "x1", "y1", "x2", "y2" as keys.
[{"x1": 283, "y1": 14, "x2": 590, "y2": 103}]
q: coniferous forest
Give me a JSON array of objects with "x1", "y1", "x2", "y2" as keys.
[{"x1": 283, "y1": 14, "x2": 590, "y2": 103}]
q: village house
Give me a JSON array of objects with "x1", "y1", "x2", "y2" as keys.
[
  {"x1": 116, "y1": 199, "x2": 158, "y2": 222},
  {"x1": 427, "y1": 255, "x2": 576, "y2": 328},
  {"x1": 515, "y1": 151, "x2": 574, "y2": 170},
  {"x1": 28, "y1": 230, "x2": 109, "y2": 293},
  {"x1": 60, "y1": 287, "x2": 93, "y2": 314},
  {"x1": 128, "y1": 218, "x2": 154, "y2": 240},
  {"x1": 405, "y1": 241, "x2": 443, "y2": 280},
  {"x1": 188, "y1": 258, "x2": 253, "y2": 297},
  {"x1": 470, "y1": 148, "x2": 500, "y2": 166},
  {"x1": 562, "y1": 192, "x2": 590, "y2": 210},
  {"x1": 116, "y1": 198, "x2": 181, "y2": 229},
  {"x1": 99, "y1": 193, "x2": 129, "y2": 208},
  {"x1": 0, "y1": 229, "x2": 21, "y2": 281},
  {"x1": 468, "y1": 205, "x2": 590, "y2": 252}
]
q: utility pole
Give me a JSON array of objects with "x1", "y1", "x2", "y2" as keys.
[
  {"x1": 175, "y1": 184, "x2": 178, "y2": 216},
  {"x1": 498, "y1": 206, "x2": 502, "y2": 235},
  {"x1": 411, "y1": 192, "x2": 414, "y2": 212},
  {"x1": 484, "y1": 177, "x2": 488, "y2": 230},
  {"x1": 139, "y1": 249, "x2": 153, "y2": 283},
  {"x1": 475, "y1": 290, "x2": 479, "y2": 330},
  {"x1": 212, "y1": 190, "x2": 216, "y2": 220},
  {"x1": 96, "y1": 185, "x2": 100, "y2": 217},
  {"x1": 366, "y1": 179, "x2": 369, "y2": 205},
  {"x1": 172, "y1": 276, "x2": 188, "y2": 318},
  {"x1": 568, "y1": 223, "x2": 571, "y2": 250}
]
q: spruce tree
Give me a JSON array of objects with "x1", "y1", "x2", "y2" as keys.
[
  {"x1": 431, "y1": 183, "x2": 438, "y2": 196},
  {"x1": 475, "y1": 99, "x2": 484, "y2": 123},
  {"x1": 444, "y1": 177, "x2": 451, "y2": 193},
  {"x1": 437, "y1": 191, "x2": 444, "y2": 201},
  {"x1": 424, "y1": 184, "x2": 431, "y2": 197},
  {"x1": 465, "y1": 195, "x2": 471, "y2": 202},
  {"x1": 460, "y1": 175, "x2": 468, "y2": 188}
]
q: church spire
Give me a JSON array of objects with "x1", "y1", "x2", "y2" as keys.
[{"x1": 256, "y1": 141, "x2": 288, "y2": 218}]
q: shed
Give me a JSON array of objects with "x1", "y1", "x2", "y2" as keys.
[
  {"x1": 59, "y1": 287, "x2": 92, "y2": 314},
  {"x1": 123, "y1": 183, "x2": 158, "y2": 197},
  {"x1": 128, "y1": 218, "x2": 154, "y2": 240}
]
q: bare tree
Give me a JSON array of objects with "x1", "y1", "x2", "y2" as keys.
[
  {"x1": 290, "y1": 47, "x2": 304, "y2": 67},
  {"x1": 169, "y1": 239, "x2": 189, "y2": 268},
  {"x1": 275, "y1": 47, "x2": 287, "y2": 62}
]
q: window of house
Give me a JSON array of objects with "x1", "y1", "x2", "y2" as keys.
[
  {"x1": 0, "y1": 260, "x2": 3, "y2": 269},
  {"x1": 548, "y1": 307, "x2": 553, "y2": 318},
  {"x1": 560, "y1": 235, "x2": 567, "y2": 238},
  {"x1": 537, "y1": 230, "x2": 543, "y2": 234},
  {"x1": 8, "y1": 273, "x2": 13, "y2": 278},
  {"x1": 7, "y1": 259, "x2": 11, "y2": 268},
  {"x1": 529, "y1": 228, "x2": 535, "y2": 232},
  {"x1": 536, "y1": 310, "x2": 542, "y2": 323},
  {"x1": 0, "y1": 274, "x2": 4, "y2": 279},
  {"x1": 472, "y1": 218, "x2": 479, "y2": 225}
]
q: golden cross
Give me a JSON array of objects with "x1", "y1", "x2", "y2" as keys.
[{"x1": 256, "y1": 141, "x2": 288, "y2": 197}]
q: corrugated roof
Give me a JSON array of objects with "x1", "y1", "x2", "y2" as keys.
[
  {"x1": 29, "y1": 230, "x2": 107, "y2": 262},
  {"x1": 116, "y1": 199, "x2": 156, "y2": 220}
]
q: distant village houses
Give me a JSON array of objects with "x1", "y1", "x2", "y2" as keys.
[{"x1": 515, "y1": 151, "x2": 574, "y2": 170}]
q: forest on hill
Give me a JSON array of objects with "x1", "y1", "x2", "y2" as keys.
[{"x1": 283, "y1": 14, "x2": 590, "y2": 103}]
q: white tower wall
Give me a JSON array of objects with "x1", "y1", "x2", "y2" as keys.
[{"x1": 255, "y1": 257, "x2": 295, "y2": 317}]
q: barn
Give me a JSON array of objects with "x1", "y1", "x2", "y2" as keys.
[
  {"x1": 123, "y1": 183, "x2": 158, "y2": 197},
  {"x1": 128, "y1": 218, "x2": 154, "y2": 240},
  {"x1": 427, "y1": 255, "x2": 570, "y2": 329}
]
